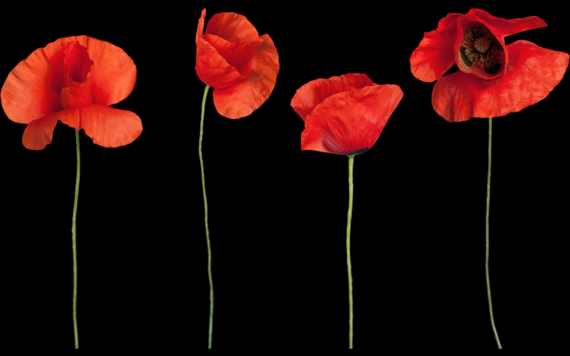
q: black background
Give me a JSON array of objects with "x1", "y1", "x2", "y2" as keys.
[{"x1": 1, "y1": 1, "x2": 568, "y2": 350}]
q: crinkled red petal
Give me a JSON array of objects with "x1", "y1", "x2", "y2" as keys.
[
  {"x1": 49, "y1": 43, "x2": 69, "y2": 94},
  {"x1": 291, "y1": 73, "x2": 374, "y2": 121},
  {"x1": 204, "y1": 33, "x2": 262, "y2": 76},
  {"x1": 49, "y1": 41, "x2": 94, "y2": 96},
  {"x1": 42, "y1": 36, "x2": 136, "y2": 107},
  {"x1": 212, "y1": 34, "x2": 279, "y2": 119},
  {"x1": 410, "y1": 13, "x2": 462, "y2": 82},
  {"x1": 205, "y1": 11, "x2": 259, "y2": 43},
  {"x1": 301, "y1": 84, "x2": 403, "y2": 155},
  {"x1": 465, "y1": 9, "x2": 547, "y2": 38},
  {"x1": 22, "y1": 112, "x2": 59, "y2": 150},
  {"x1": 1, "y1": 46, "x2": 62, "y2": 124},
  {"x1": 195, "y1": 9, "x2": 247, "y2": 89},
  {"x1": 59, "y1": 105, "x2": 142, "y2": 147},
  {"x1": 432, "y1": 40, "x2": 569, "y2": 122},
  {"x1": 65, "y1": 42, "x2": 93, "y2": 84}
]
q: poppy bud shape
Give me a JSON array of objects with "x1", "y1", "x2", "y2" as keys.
[
  {"x1": 195, "y1": 9, "x2": 279, "y2": 119},
  {"x1": 410, "y1": 8, "x2": 569, "y2": 122},
  {"x1": 1, "y1": 36, "x2": 142, "y2": 150},
  {"x1": 291, "y1": 74, "x2": 403, "y2": 156}
]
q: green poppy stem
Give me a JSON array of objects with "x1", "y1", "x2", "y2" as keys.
[
  {"x1": 346, "y1": 155, "x2": 355, "y2": 349},
  {"x1": 199, "y1": 85, "x2": 214, "y2": 349},
  {"x1": 486, "y1": 118, "x2": 502, "y2": 349},
  {"x1": 72, "y1": 129, "x2": 80, "y2": 349}
]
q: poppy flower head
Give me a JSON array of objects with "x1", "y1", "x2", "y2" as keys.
[
  {"x1": 195, "y1": 9, "x2": 279, "y2": 119},
  {"x1": 2, "y1": 35, "x2": 142, "y2": 150},
  {"x1": 410, "y1": 9, "x2": 568, "y2": 122},
  {"x1": 291, "y1": 74, "x2": 403, "y2": 156}
]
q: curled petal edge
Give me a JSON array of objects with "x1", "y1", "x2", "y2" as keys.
[
  {"x1": 212, "y1": 34, "x2": 279, "y2": 119},
  {"x1": 432, "y1": 40, "x2": 569, "y2": 122}
]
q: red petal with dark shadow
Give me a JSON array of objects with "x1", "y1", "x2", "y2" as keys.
[
  {"x1": 42, "y1": 36, "x2": 136, "y2": 107},
  {"x1": 432, "y1": 40, "x2": 569, "y2": 122},
  {"x1": 205, "y1": 11, "x2": 259, "y2": 43},
  {"x1": 204, "y1": 34, "x2": 262, "y2": 76},
  {"x1": 301, "y1": 84, "x2": 403, "y2": 155}
]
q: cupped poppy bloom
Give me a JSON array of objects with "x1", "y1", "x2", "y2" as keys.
[
  {"x1": 410, "y1": 8, "x2": 569, "y2": 122},
  {"x1": 291, "y1": 73, "x2": 403, "y2": 155},
  {"x1": 195, "y1": 8, "x2": 279, "y2": 349},
  {"x1": 291, "y1": 73, "x2": 403, "y2": 349},
  {"x1": 195, "y1": 8, "x2": 279, "y2": 119},
  {"x1": 1, "y1": 35, "x2": 142, "y2": 150}
]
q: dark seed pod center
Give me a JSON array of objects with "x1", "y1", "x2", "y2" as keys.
[{"x1": 459, "y1": 26, "x2": 502, "y2": 75}]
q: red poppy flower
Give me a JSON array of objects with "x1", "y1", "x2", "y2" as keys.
[
  {"x1": 410, "y1": 9, "x2": 569, "y2": 122},
  {"x1": 195, "y1": 8, "x2": 279, "y2": 119},
  {"x1": 291, "y1": 73, "x2": 403, "y2": 155},
  {"x1": 1, "y1": 35, "x2": 142, "y2": 150}
]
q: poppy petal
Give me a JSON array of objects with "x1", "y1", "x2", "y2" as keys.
[
  {"x1": 196, "y1": 9, "x2": 247, "y2": 89},
  {"x1": 291, "y1": 73, "x2": 375, "y2": 121},
  {"x1": 212, "y1": 34, "x2": 279, "y2": 119},
  {"x1": 61, "y1": 75, "x2": 93, "y2": 109},
  {"x1": 410, "y1": 13, "x2": 462, "y2": 82},
  {"x1": 432, "y1": 40, "x2": 569, "y2": 122},
  {"x1": 301, "y1": 85, "x2": 403, "y2": 155},
  {"x1": 49, "y1": 41, "x2": 94, "y2": 94},
  {"x1": 59, "y1": 105, "x2": 142, "y2": 147},
  {"x1": 204, "y1": 34, "x2": 263, "y2": 76},
  {"x1": 1, "y1": 47, "x2": 62, "y2": 124},
  {"x1": 465, "y1": 9, "x2": 547, "y2": 38},
  {"x1": 42, "y1": 36, "x2": 136, "y2": 107},
  {"x1": 22, "y1": 112, "x2": 59, "y2": 150},
  {"x1": 81, "y1": 38, "x2": 135, "y2": 107},
  {"x1": 205, "y1": 11, "x2": 259, "y2": 42}
]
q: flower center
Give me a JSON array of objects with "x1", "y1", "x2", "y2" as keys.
[
  {"x1": 460, "y1": 26, "x2": 502, "y2": 74},
  {"x1": 49, "y1": 42, "x2": 94, "y2": 94}
]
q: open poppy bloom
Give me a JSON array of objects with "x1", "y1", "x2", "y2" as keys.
[
  {"x1": 410, "y1": 8, "x2": 569, "y2": 122},
  {"x1": 291, "y1": 73, "x2": 403, "y2": 154},
  {"x1": 195, "y1": 8, "x2": 279, "y2": 119},
  {"x1": 195, "y1": 9, "x2": 279, "y2": 348},
  {"x1": 2, "y1": 35, "x2": 141, "y2": 348},
  {"x1": 1, "y1": 35, "x2": 142, "y2": 150}
]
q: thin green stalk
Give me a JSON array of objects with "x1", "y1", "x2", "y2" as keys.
[
  {"x1": 199, "y1": 85, "x2": 214, "y2": 349},
  {"x1": 347, "y1": 155, "x2": 355, "y2": 349},
  {"x1": 486, "y1": 118, "x2": 502, "y2": 349},
  {"x1": 72, "y1": 129, "x2": 80, "y2": 349}
]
